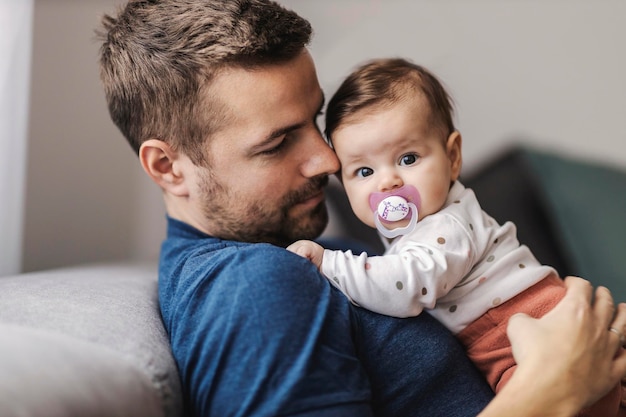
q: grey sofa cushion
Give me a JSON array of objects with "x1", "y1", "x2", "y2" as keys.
[
  {"x1": 0, "y1": 324, "x2": 163, "y2": 417},
  {"x1": 0, "y1": 263, "x2": 183, "y2": 417}
]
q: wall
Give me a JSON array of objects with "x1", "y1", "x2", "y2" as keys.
[
  {"x1": 0, "y1": 0, "x2": 33, "y2": 276},
  {"x1": 283, "y1": 0, "x2": 626, "y2": 171},
  {"x1": 24, "y1": 0, "x2": 165, "y2": 272},
  {"x1": 23, "y1": 0, "x2": 626, "y2": 272}
]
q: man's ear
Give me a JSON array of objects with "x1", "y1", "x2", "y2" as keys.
[
  {"x1": 446, "y1": 131, "x2": 463, "y2": 181},
  {"x1": 139, "y1": 139, "x2": 190, "y2": 196}
]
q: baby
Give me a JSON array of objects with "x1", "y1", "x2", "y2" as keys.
[{"x1": 287, "y1": 58, "x2": 622, "y2": 416}]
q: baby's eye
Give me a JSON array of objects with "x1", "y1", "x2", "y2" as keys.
[
  {"x1": 399, "y1": 153, "x2": 419, "y2": 166},
  {"x1": 356, "y1": 167, "x2": 374, "y2": 178}
]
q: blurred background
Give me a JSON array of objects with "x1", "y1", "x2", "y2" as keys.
[{"x1": 2, "y1": 0, "x2": 624, "y2": 275}]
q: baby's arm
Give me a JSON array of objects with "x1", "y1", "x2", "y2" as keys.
[
  {"x1": 286, "y1": 240, "x2": 324, "y2": 270},
  {"x1": 287, "y1": 240, "x2": 432, "y2": 316},
  {"x1": 322, "y1": 215, "x2": 476, "y2": 318}
]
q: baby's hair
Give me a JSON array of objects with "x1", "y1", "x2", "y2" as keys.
[{"x1": 325, "y1": 58, "x2": 455, "y2": 146}]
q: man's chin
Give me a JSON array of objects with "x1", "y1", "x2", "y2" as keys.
[{"x1": 290, "y1": 204, "x2": 329, "y2": 241}]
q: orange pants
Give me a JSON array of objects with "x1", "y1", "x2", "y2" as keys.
[{"x1": 457, "y1": 274, "x2": 622, "y2": 417}]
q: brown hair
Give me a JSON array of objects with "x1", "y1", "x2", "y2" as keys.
[
  {"x1": 325, "y1": 58, "x2": 455, "y2": 146},
  {"x1": 97, "y1": 0, "x2": 312, "y2": 165}
]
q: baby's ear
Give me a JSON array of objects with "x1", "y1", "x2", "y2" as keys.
[
  {"x1": 446, "y1": 131, "x2": 463, "y2": 181},
  {"x1": 139, "y1": 139, "x2": 190, "y2": 196}
]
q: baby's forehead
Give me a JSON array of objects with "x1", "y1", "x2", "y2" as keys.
[{"x1": 337, "y1": 93, "x2": 430, "y2": 127}]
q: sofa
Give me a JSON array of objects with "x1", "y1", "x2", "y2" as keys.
[
  {"x1": 1, "y1": 146, "x2": 624, "y2": 416},
  {"x1": 0, "y1": 263, "x2": 184, "y2": 417}
]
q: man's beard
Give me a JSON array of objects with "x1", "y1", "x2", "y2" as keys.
[{"x1": 198, "y1": 173, "x2": 330, "y2": 247}]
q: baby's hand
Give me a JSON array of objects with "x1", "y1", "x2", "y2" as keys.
[{"x1": 286, "y1": 240, "x2": 324, "y2": 270}]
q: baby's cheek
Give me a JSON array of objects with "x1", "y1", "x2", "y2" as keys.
[{"x1": 420, "y1": 189, "x2": 448, "y2": 219}]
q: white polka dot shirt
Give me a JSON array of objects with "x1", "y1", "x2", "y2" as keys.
[{"x1": 321, "y1": 181, "x2": 555, "y2": 334}]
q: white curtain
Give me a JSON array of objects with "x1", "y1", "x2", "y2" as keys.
[{"x1": 0, "y1": 0, "x2": 33, "y2": 276}]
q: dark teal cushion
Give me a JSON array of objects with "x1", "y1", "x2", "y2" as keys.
[{"x1": 523, "y1": 150, "x2": 626, "y2": 301}]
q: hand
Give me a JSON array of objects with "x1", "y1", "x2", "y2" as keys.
[
  {"x1": 504, "y1": 276, "x2": 626, "y2": 415},
  {"x1": 479, "y1": 276, "x2": 626, "y2": 417},
  {"x1": 286, "y1": 240, "x2": 325, "y2": 270}
]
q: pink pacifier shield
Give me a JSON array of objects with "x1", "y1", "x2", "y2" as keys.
[
  {"x1": 369, "y1": 185, "x2": 421, "y2": 239},
  {"x1": 369, "y1": 185, "x2": 421, "y2": 216}
]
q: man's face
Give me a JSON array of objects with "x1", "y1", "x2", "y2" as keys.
[{"x1": 189, "y1": 50, "x2": 340, "y2": 246}]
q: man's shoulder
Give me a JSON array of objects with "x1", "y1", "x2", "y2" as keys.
[
  {"x1": 158, "y1": 238, "x2": 330, "y2": 330},
  {"x1": 186, "y1": 240, "x2": 304, "y2": 272},
  {"x1": 205, "y1": 242, "x2": 319, "y2": 284},
  {"x1": 162, "y1": 217, "x2": 305, "y2": 270},
  {"x1": 161, "y1": 237, "x2": 322, "y2": 294}
]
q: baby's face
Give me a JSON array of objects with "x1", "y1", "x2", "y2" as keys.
[{"x1": 332, "y1": 96, "x2": 462, "y2": 230}]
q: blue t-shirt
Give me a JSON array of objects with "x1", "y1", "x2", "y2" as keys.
[{"x1": 159, "y1": 217, "x2": 493, "y2": 417}]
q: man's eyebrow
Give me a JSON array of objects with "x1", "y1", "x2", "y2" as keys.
[
  {"x1": 266, "y1": 122, "x2": 305, "y2": 142},
  {"x1": 250, "y1": 93, "x2": 326, "y2": 153},
  {"x1": 247, "y1": 122, "x2": 306, "y2": 156}
]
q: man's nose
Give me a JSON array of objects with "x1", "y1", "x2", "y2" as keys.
[{"x1": 300, "y1": 132, "x2": 340, "y2": 177}]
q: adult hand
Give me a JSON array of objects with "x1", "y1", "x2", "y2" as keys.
[{"x1": 479, "y1": 276, "x2": 626, "y2": 417}]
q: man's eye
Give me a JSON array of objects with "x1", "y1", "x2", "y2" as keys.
[
  {"x1": 260, "y1": 140, "x2": 287, "y2": 155},
  {"x1": 400, "y1": 153, "x2": 419, "y2": 166},
  {"x1": 356, "y1": 167, "x2": 374, "y2": 178}
]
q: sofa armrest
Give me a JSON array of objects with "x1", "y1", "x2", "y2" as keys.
[{"x1": 0, "y1": 263, "x2": 183, "y2": 417}]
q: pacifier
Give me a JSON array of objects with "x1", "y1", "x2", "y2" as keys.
[{"x1": 369, "y1": 185, "x2": 420, "y2": 239}]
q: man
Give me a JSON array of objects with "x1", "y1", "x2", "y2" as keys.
[{"x1": 97, "y1": 1, "x2": 626, "y2": 416}]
